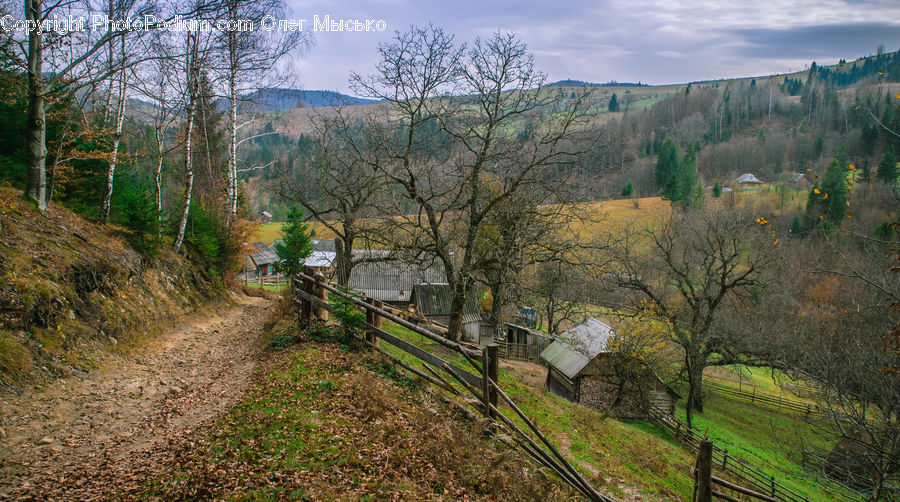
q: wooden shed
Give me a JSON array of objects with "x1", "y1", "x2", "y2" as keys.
[
  {"x1": 540, "y1": 318, "x2": 678, "y2": 419},
  {"x1": 411, "y1": 283, "x2": 495, "y2": 345},
  {"x1": 502, "y1": 322, "x2": 554, "y2": 362}
]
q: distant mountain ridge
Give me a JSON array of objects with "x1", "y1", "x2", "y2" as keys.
[
  {"x1": 547, "y1": 79, "x2": 649, "y2": 88},
  {"x1": 239, "y1": 88, "x2": 380, "y2": 112}
]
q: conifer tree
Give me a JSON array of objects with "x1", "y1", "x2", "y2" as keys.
[{"x1": 878, "y1": 145, "x2": 898, "y2": 184}]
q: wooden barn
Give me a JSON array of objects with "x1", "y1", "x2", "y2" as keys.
[
  {"x1": 540, "y1": 318, "x2": 678, "y2": 419},
  {"x1": 349, "y1": 252, "x2": 446, "y2": 306},
  {"x1": 411, "y1": 283, "x2": 495, "y2": 345},
  {"x1": 502, "y1": 322, "x2": 553, "y2": 362}
]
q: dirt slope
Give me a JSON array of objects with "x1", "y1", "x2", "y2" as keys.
[{"x1": 0, "y1": 291, "x2": 273, "y2": 500}]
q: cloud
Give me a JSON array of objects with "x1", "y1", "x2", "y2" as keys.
[{"x1": 732, "y1": 22, "x2": 900, "y2": 60}]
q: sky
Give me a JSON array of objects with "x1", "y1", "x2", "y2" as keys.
[{"x1": 284, "y1": 0, "x2": 900, "y2": 96}]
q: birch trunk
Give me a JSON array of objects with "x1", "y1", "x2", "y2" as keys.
[
  {"x1": 228, "y1": 75, "x2": 238, "y2": 220},
  {"x1": 174, "y1": 101, "x2": 194, "y2": 252},
  {"x1": 102, "y1": 59, "x2": 128, "y2": 220},
  {"x1": 174, "y1": 39, "x2": 197, "y2": 252},
  {"x1": 24, "y1": 0, "x2": 47, "y2": 213}
]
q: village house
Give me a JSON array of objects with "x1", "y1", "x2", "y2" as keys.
[
  {"x1": 540, "y1": 318, "x2": 678, "y2": 419},
  {"x1": 247, "y1": 242, "x2": 278, "y2": 277},
  {"x1": 733, "y1": 172, "x2": 764, "y2": 190},
  {"x1": 789, "y1": 172, "x2": 812, "y2": 189},
  {"x1": 348, "y1": 252, "x2": 446, "y2": 306}
]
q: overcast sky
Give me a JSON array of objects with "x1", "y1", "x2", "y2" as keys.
[{"x1": 285, "y1": 0, "x2": 900, "y2": 95}]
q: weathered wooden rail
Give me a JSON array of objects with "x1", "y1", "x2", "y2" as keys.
[
  {"x1": 292, "y1": 270, "x2": 615, "y2": 502},
  {"x1": 646, "y1": 406, "x2": 829, "y2": 502},
  {"x1": 704, "y1": 381, "x2": 826, "y2": 420}
]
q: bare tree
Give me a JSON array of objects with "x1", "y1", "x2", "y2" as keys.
[
  {"x1": 128, "y1": 54, "x2": 183, "y2": 219},
  {"x1": 212, "y1": 0, "x2": 306, "y2": 222},
  {"x1": 280, "y1": 106, "x2": 386, "y2": 286},
  {"x1": 9, "y1": 0, "x2": 214, "y2": 213},
  {"x1": 604, "y1": 207, "x2": 778, "y2": 428},
  {"x1": 353, "y1": 26, "x2": 592, "y2": 341}
]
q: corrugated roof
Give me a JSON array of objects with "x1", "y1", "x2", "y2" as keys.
[
  {"x1": 540, "y1": 318, "x2": 615, "y2": 380},
  {"x1": 412, "y1": 283, "x2": 483, "y2": 321},
  {"x1": 303, "y1": 251, "x2": 335, "y2": 268},
  {"x1": 349, "y1": 254, "x2": 446, "y2": 303},
  {"x1": 250, "y1": 242, "x2": 278, "y2": 266},
  {"x1": 735, "y1": 172, "x2": 763, "y2": 184},
  {"x1": 312, "y1": 239, "x2": 336, "y2": 252}
]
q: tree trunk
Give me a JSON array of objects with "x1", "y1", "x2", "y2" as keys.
[
  {"x1": 24, "y1": 0, "x2": 47, "y2": 214},
  {"x1": 155, "y1": 146, "x2": 164, "y2": 219},
  {"x1": 102, "y1": 60, "x2": 128, "y2": 220},
  {"x1": 446, "y1": 280, "x2": 468, "y2": 343},
  {"x1": 685, "y1": 351, "x2": 706, "y2": 429},
  {"x1": 227, "y1": 73, "x2": 238, "y2": 221},
  {"x1": 174, "y1": 45, "x2": 197, "y2": 252},
  {"x1": 174, "y1": 102, "x2": 194, "y2": 252}
]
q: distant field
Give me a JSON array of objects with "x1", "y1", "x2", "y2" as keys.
[{"x1": 253, "y1": 189, "x2": 808, "y2": 245}]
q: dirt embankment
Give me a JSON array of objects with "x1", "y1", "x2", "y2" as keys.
[{"x1": 0, "y1": 186, "x2": 217, "y2": 389}]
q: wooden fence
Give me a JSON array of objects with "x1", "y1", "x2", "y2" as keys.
[
  {"x1": 646, "y1": 406, "x2": 826, "y2": 502},
  {"x1": 704, "y1": 381, "x2": 826, "y2": 420},
  {"x1": 293, "y1": 270, "x2": 614, "y2": 502}
]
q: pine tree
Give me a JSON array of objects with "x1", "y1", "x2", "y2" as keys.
[
  {"x1": 608, "y1": 93, "x2": 619, "y2": 112},
  {"x1": 806, "y1": 158, "x2": 849, "y2": 226},
  {"x1": 274, "y1": 205, "x2": 314, "y2": 279},
  {"x1": 622, "y1": 179, "x2": 633, "y2": 197},
  {"x1": 679, "y1": 143, "x2": 698, "y2": 205},
  {"x1": 878, "y1": 145, "x2": 898, "y2": 184},
  {"x1": 712, "y1": 181, "x2": 722, "y2": 198},
  {"x1": 655, "y1": 138, "x2": 681, "y2": 200}
]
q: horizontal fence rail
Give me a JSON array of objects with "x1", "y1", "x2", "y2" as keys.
[
  {"x1": 705, "y1": 381, "x2": 827, "y2": 420},
  {"x1": 292, "y1": 270, "x2": 615, "y2": 502},
  {"x1": 646, "y1": 406, "x2": 821, "y2": 502}
]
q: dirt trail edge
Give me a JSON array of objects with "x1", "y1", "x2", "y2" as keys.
[{"x1": 0, "y1": 291, "x2": 273, "y2": 500}]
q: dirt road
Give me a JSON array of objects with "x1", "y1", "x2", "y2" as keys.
[{"x1": 0, "y1": 291, "x2": 273, "y2": 500}]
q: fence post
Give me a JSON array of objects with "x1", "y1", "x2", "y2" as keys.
[
  {"x1": 372, "y1": 299, "x2": 383, "y2": 345},
  {"x1": 487, "y1": 343, "x2": 499, "y2": 416},
  {"x1": 313, "y1": 271, "x2": 328, "y2": 321},
  {"x1": 482, "y1": 346, "x2": 491, "y2": 417},
  {"x1": 695, "y1": 440, "x2": 713, "y2": 502},
  {"x1": 771, "y1": 475, "x2": 776, "y2": 497},
  {"x1": 723, "y1": 450, "x2": 728, "y2": 470},
  {"x1": 299, "y1": 273, "x2": 312, "y2": 327},
  {"x1": 365, "y1": 297, "x2": 378, "y2": 346}
]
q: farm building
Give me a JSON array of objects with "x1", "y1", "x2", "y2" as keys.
[
  {"x1": 540, "y1": 318, "x2": 678, "y2": 419},
  {"x1": 273, "y1": 239, "x2": 337, "y2": 277},
  {"x1": 502, "y1": 322, "x2": 553, "y2": 362},
  {"x1": 260, "y1": 210, "x2": 273, "y2": 224},
  {"x1": 734, "y1": 172, "x2": 764, "y2": 190},
  {"x1": 411, "y1": 283, "x2": 495, "y2": 345},
  {"x1": 248, "y1": 242, "x2": 278, "y2": 277},
  {"x1": 349, "y1": 252, "x2": 446, "y2": 306},
  {"x1": 789, "y1": 173, "x2": 811, "y2": 189}
]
